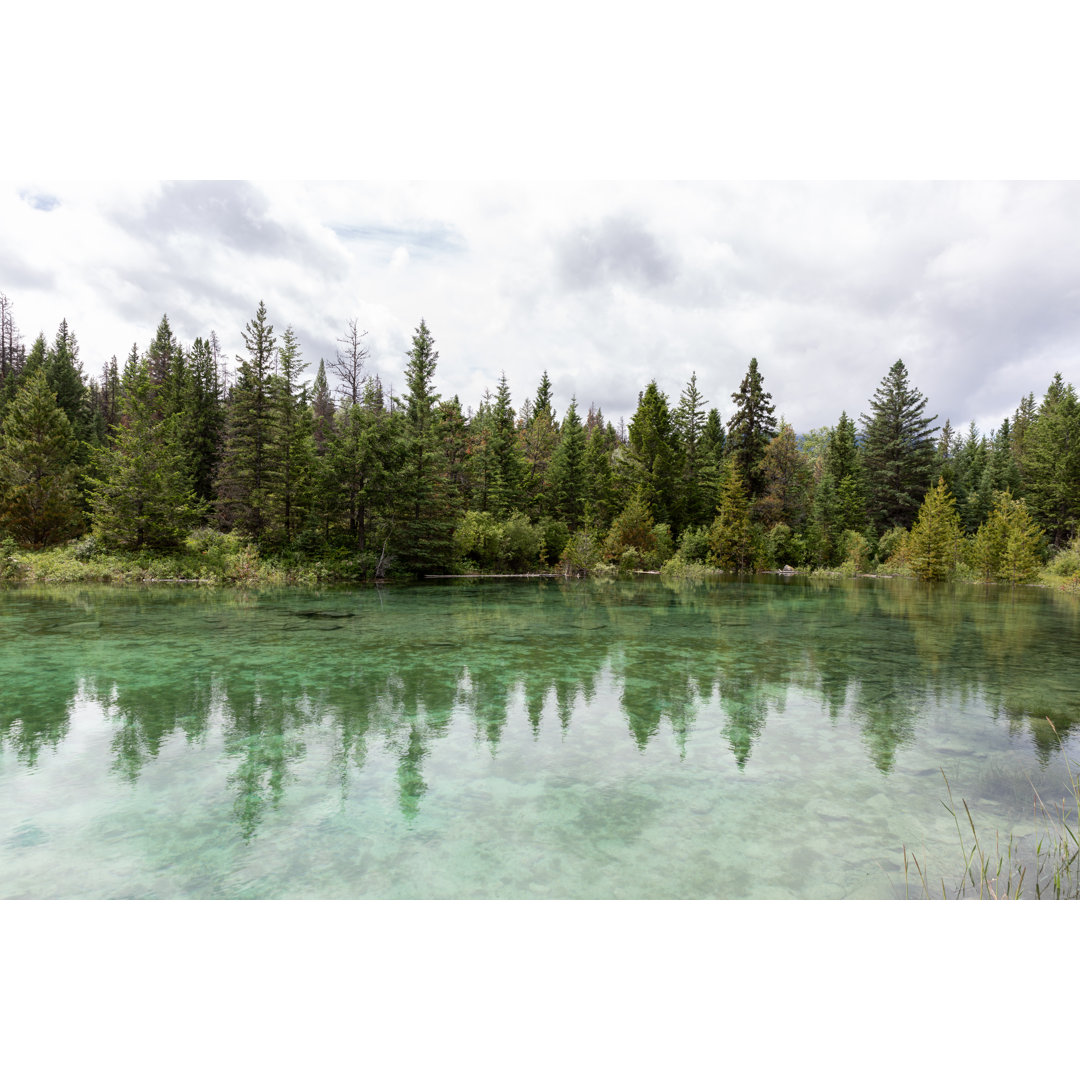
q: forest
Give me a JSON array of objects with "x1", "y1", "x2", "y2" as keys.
[{"x1": 1, "y1": 290, "x2": 1079, "y2": 585}]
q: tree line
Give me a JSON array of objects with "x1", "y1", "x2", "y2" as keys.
[{"x1": 0, "y1": 289, "x2": 1078, "y2": 579}]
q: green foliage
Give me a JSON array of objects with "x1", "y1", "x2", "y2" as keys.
[
  {"x1": 659, "y1": 552, "x2": 709, "y2": 582},
  {"x1": 676, "y1": 525, "x2": 711, "y2": 563},
  {"x1": 907, "y1": 477, "x2": 962, "y2": 581},
  {"x1": 839, "y1": 530, "x2": 872, "y2": 573},
  {"x1": 0, "y1": 536, "x2": 22, "y2": 580},
  {"x1": 970, "y1": 491, "x2": 1044, "y2": 584},
  {"x1": 216, "y1": 301, "x2": 278, "y2": 539},
  {"x1": 876, "y1": 526, "x2": 908, "y2": 567},
  {"x1": 603, "y1": 490, "x2": 656, "y2": 561},
  {"x1": 451, "y1": 510, "x2": 544, "y2": 572},
  {"x1": 1024, "y1": 374, "x2": 1080, "y2": 545},
  {"x1": 766, "y1": 522, "x2": 805, "y2": 568},
  {"x1": 549, "y1": 396, "x2": 587, "y2": 529},
  {"x1": 707, "y1": 462, "x2": 762, "y2": 571},
  {"x1": 727, "y1": 357, "x2": 777, "y2": 499},
  {"x1": 757, "y1": 421, "x2": 811, "y2": 530},
  {"x1": 0, "y1": 368, "x2": 84, "y2": 547},
  {"x1": 860, "y1": 359, "x2": 939, "y2": 532},
  {"x1": 558, "y1": 530, "x2": 602, "y2": 575},
  {"x1": 1044, "y1": 535, "x2": 1080, "y2": 586},
  {"x1": 89, "y1": 362, "x2": 201, "y2": 550},
  {"x1": 626, "y1": 381, "x2": 682, "y2": 526}
]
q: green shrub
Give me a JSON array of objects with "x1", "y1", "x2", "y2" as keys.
[
  {"x1": 559, "y1": 531, "x2": 601, "y2": 575},
  {"x1": 677, "y1": 526, "x2": 711, "y2": 563},
  {"x1": 502, "y1": 512, "x2": 543, "y2": 570}
]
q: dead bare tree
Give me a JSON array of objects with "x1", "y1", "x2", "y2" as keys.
[{"x1": 330, "y1": 317, "x2": 370, "y2": 406}]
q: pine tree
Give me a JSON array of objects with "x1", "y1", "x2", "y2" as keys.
[
  {"x1": 216, "y1": 301, "x2": 277, "y2": 538},
  {"x1": 147, "y1": 314, "x2": 179, "y2": 387},
  {"x1": 675, "y1": 372, "x2": 710, "y2": 530},
  {"x1": 970, "y1": 491, "x2": 1043, "y2": 584},
  {"x1": 45, "y1": 319, "x2": 92, "y2": 450},
  {"x1": 626, "y1": 380, "x2": 681, "y2": 526},
  {"x1": 267, "y1": 326, "x2": 313, "y2": 544},
  {"x1": 0, "y1": 368, "x2": 83, "y2": 547},
  {"x1": 521, "y1": 370, "x2": 559, "y2": 516},
  {"x1": 1024, "y1": 373, "x2": 1080, "y2": 546},
  {"x1": 549, "y1": 396, "x2": 587, "y2": 529},
  {"x1": 491, "y1": 372, "x2": 525, "y2": 515},
  {"x1": 757, "y1": 421, "x2": 812, "y2": 530},
  {"x1": 860, "y1": 359, "x2": 939, "y2": 532},
  {"x1": 89, "y1": 360, "x2": 200, "y2": 549},
  {"x1": 185, "y1": 337, "x2": 224, "y2": 508},
  {"x1": 907, "y1": 477, "x2": 961, "y2": 581},
  {"x1": 708, "y1": 461, "x2": 761, "y2": 572},
  {"x1": 582, "y1": 419, "x2": 619, "y2": 532},
  {"x1": 395, "y1": 320, "x2": 454, "y2": 569},
  {"x1": 727, "y1": 358, "x2": 777, "y2": 500}
]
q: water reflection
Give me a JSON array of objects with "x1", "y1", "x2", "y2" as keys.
[{"x1": 1, "y1": 577, "x2": 1078, "y2": 842}]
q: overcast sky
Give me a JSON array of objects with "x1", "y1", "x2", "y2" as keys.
[{"x1": 3, "y1": 179, "x2": 1079, "y2": 437}]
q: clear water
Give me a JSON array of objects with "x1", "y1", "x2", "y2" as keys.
[{"x1": 1, "y1": 575, "x2": 1078, "y2": 899}]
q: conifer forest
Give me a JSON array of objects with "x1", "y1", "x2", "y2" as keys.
[{"x1": 1, "y1": 290, "x2": 1078, "y2": 585}]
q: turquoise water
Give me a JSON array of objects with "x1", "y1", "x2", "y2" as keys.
[{"x1": 1, "y1": 575, "x2": 1078, "y2": 898}]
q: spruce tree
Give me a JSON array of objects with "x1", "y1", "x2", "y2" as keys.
[
  {"x1": 859, "y1": 359, "x2": 939, "y2": 532},
  {"x1": 726, "y1": 358, "x2": 777, "y2": 500},
  {"x1": 521, "y1": 370, "x2": 559, "y2": 516},
  {"x1": 89, "y1": 360, "x2": 200, "y2": 550},
  {"x1": 549, "y1": 396, "x2": 587, "y2": 529},
  {"x1": 626, "y1": 380, "x2": 681, "y2": 528},
  {"x1": 267, "y1": 326, "x2": 313, "y2": 545},
  {"x1": 395, "y1": 320, "x2": 453, "y2": 569},
  {"x1": 907, "y1": 477, "x2": 961, "y2": 581},
  {"x1": 0, "y1": 368, "x2": 83, "y2": 547},
  {"x1": 1024, "y1": 374, "x2": 1080, "y2": 546},
  {"x1": 675, "y1": 372, "x2": 710, "y2": 531},
  {"x1": 216, "y1": 301, "x2": 277, "y2": 538},
  {"x1": 708, "y1": 460, "x2": 760, "y2": 572}
]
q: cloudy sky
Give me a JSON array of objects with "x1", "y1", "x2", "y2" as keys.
[{"x1": 3, "y1": 179, "x2": 1079, "y2": 436}]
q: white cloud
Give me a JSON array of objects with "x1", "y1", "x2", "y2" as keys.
[{"x1": 3, "y1": 180, "x2": 1079, "y2": 433}]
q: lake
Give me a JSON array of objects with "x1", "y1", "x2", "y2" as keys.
[{"x1": 1, "y1": 575, "x2": 1078, "y2": 899}]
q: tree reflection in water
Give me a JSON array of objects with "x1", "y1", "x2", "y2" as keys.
[{"x1": 1, "y1": 577, "x2": 1077, "y2": 841}]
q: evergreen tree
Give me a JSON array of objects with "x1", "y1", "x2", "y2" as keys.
[
  {"x1": 0, "y1": 368, "x2": 83, "y2": 547},
  {"x1": 582, "y1": 419, "x2": 619, "y2": 532},
  {"x1": 626, "y1": 380, "x2": 681, "y2": 527},
  {"x1": 185, "y1": 337, "x2": 224, "y2": 508},
  {"x1": 491, "y1": 372, "x2": 525, "y2": 514},
  {"x1": 147, "y1": 314, "x2": 180, "y2": 387},
  {"x1": 549, "y1": 396, "x2": 587, "y2": 529},
  {"x1": 267, "y1": 326, "x2": 313, "y2": 544},
  {"x1": 45, "y1": 319, "x2": 92, "y2": 450},
  {"x1": 395, "y1": 320, "x2": 454, "y2": 569},
  {"x1": 521, "y1": 370, "x2": 559, "y2": 516},
  {"x1": 859, "y1": 359, "x2": 939, "y2": 532},
  {"x1": 757, "y1": 421, "x2": 812, "y2": 530},
  {"x1": 1024, "y1": 373, "x2": 1080, "y2": 546},
  {"x1": 89, "y1": 360, "x2": 200, "y2": 550},
  {"x1": 907, "y1": 477, "x2": 961, "y2": 581},
  {"x1": 216, "y1": 301, "x2": 277, "y2": 538},
  {"x1": 675, "y1": 372, "x2": 711, "y2": 530},
  {"x1": 330, "y1": 387, "x2": 395, "y2": 553},
  {"x1": 1010, "y1": 392, "x2": 1038, "y2": 494},
  {"x1": 970, "y1": 491, "x2": 1043, "y2": 584},
  {"x1": 0, "y1": 292, "x2": 24, "y2": 403},
  {"x1": 311, "y1": 359, "x2": 335, "y2": 454},
  {"x1": 708, "y1": 461, "x2": 761, "y2": 571},
  {"x1": 727, "y1": 358, "x2": 776, "y2": 500}
]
